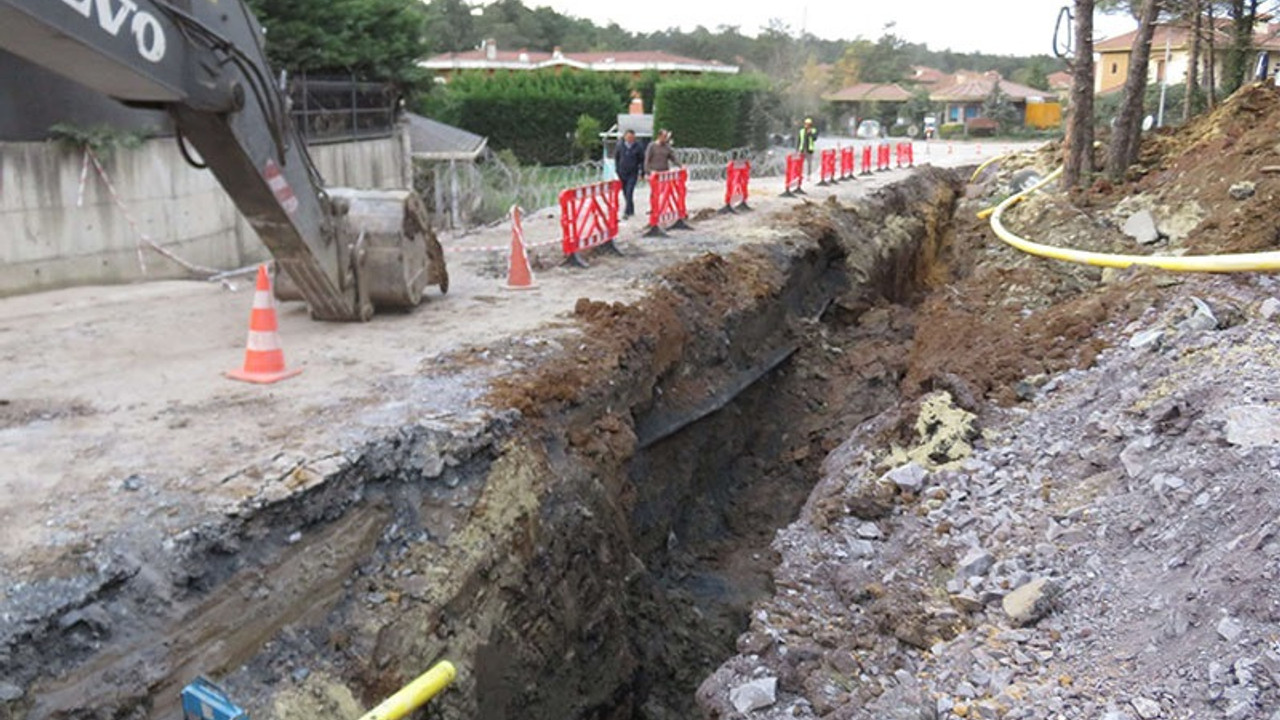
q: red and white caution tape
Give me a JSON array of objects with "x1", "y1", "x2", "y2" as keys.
[
  {"x1": 85, "y1": 147, "x2": 220, "y2": 277},
  {"x1": 443, "y1": 236, "x2": 560, "y2": 254},
  {"x1": 442, "y1": 208, "x2": 561, "y2": 253},
  {"x1": 76, "y1": 148, "x2": 91, "y2": 208}
]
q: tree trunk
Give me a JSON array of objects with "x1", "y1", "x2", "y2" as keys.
[
  {"x1": 1184, "y1": 0, "x2": 1202, "y2": 122},
  {"x1": 1223, "y1": 0, "x2": 1259, "y2": 95},
  {"x1": 1064, "y1": 0, "x2": 1096, "y2": 189},
  {"x1": 1107, "y1": 0, "x2": 1161, "y2": 181},
  {"x1": 1207, "y1": 0, "x2": 1218, "y2": 106}
]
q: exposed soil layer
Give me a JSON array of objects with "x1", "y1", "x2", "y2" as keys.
[{"x1": 3, "y1": 169, "x2": 964, "y2": 720}]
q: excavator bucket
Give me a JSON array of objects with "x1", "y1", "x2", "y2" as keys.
[{"x1": 275, "y1": 188, "x2": 448, "y2": 317}]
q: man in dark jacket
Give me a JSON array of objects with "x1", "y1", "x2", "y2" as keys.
[{"x1": 614, "y1": 130, "x2": 645, "y2": 219}]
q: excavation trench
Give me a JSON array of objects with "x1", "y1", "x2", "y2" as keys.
[
  {"x1": 5, "y1": 168, "x2": 962, "y2": 720},
  {"x1": 320, "y1": 167, "x2": 964, "y2": 720}
]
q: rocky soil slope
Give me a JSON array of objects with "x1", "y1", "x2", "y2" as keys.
[{"x1": 698, "y1": 85, "x2": 1280, "y2": 720}]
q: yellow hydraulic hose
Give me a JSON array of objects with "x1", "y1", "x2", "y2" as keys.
[
  {"x1": 988, "y1": 167, "x2": 1280, "y2": 272},
  {"x1": 357, "y1": 662, "x2": 457, "y2": 720}
]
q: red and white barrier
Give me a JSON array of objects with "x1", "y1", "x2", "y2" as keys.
[
  {"x1": 861, "y1": 145, "x2": 874, "y2": 176},
  {"x1": 782, "y1": 154, "x2": 806, "y2": 197},
  {"x1": 817, "y1": 149, "x2": 838, "y2": 186},
  {"x1": 877, "y1": 142, "x2": 892, "y2": 172},
  {"x1": 840, "y1": 147, "x2": 856, "y2": 181},
  {"x1": 721, "y1": 159, "x2": 752, "y2": 213},
  {"x1": 559, "y1": 179, "x2": 621, "y2": 266},
  {"x1": 644, "y1": 167, "x2": 692, "y2": 237},
  {"x1": 895, "y1": 142, "x2": 916, "y2": 168}
]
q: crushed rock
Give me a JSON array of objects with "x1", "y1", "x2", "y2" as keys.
[{"x1": 698, "y1": 274, "x2": 1280, "y2": 720}]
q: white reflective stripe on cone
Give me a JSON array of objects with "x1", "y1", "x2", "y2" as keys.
[
  {"x1": 252, "y1": 290, "x2": 273, "y2": 308},
  {"x1": 246, "y1": 330, "x2": 282, "y2": 352}
]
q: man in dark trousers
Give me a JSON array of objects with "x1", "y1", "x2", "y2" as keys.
[
  {"x1": 797, "y1": 117, "x2": 818, "y2": 180},
  {"x1": 614, "y1": 129, "x2": 645, "y2": 219}
]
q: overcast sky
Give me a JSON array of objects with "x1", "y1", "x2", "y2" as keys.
[{"x1": 520, "y1": 1, "x2": 1138, "y2": 57}]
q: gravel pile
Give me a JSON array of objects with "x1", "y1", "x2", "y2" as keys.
[{"x1": 698, "y1": 274, "x2": 1280, "y2": 720}]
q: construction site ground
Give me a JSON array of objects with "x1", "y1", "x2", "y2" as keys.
[
  {"x1": 11, "y1": 85, "x2": 1280, "y2": 720},
  {"x1": 0, "y1": 141, "x2": 1028, "y2": 600}
]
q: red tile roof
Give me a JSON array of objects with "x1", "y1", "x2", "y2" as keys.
[
  {"x1": 1048, "y1": 71, "x2": 1073, "y2": 90},
  {"x1": 909, "y1": 66, "x2": 948, "y2": 86},
  {"x1": 554, "y1": 50, "x2": 728, "y2": 66},
  {"x1": 930, "y1": 72, "x2": 1050, "y2": 102},
  {"x1": 1095, "y1": 20, "x2": 1244, "y2": 53},
  {"x1": 823, "y1": 83, "x2": 914, "y2": 103},
  {"x1": 423, "y1": 47, "x2": 735, "y2": 72}
]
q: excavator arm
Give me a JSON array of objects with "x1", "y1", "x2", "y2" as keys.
[{"x1": 0, "y1": 0, "x2": 446, "y2": 320}]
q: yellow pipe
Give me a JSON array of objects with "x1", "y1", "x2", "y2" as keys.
[
  {"x1": 357, "y1": 662, "x2": 457, "y2": 720},
  {"x1": 989, "y1": 167, "x2": 1280, "y2": 272},
  {"x1": 969, "y1": 154, "x2": 1007, "y2": 183}
]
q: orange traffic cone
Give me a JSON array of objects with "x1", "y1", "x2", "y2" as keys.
[
  {"x1": 225, "y1": 265, "x2": 302, "y2": 384},
  {"x1": 504, "y1": 205, "x2": 537, "y2": 290}
]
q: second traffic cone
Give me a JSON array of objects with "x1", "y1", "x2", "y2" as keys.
[
  {"x1": 225, "y1": 265, "x2": 302, "y2": 384},
  {"x1": 504, "y1": 205, "x2": 537, "y2": 290}
]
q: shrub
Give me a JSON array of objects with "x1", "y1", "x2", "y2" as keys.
[
  {"x1": 573, "y1": 114, "x2": 602, "y2": 161},
  {"x1": 430, "y1": 71, "x2": 624, "y2": 165},
  {"x1": 654, "y1": 74, "x2": 776, "y2": 150},
  {"x1": 938, "y1": 122, "x2": 966, "y2": 139}
]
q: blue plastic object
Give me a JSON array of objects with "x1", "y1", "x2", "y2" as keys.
[{"x1": 181, "y1": 678, "x2": 248, "y2": 720}]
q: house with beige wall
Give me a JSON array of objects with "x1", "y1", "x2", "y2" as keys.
[{"x1": 1096, "y1": 20, "x2": 1280, "y2": 93}]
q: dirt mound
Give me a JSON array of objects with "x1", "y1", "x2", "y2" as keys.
[{"x1": 1133, "y1": 82, "x2": 1280, "y2": 254}]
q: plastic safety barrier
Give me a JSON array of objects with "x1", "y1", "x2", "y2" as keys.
[
  {"x1": 990, "y1": 166, "x2": 1280, "y2": 272},
  {"x1": 895, "y1": 142, "x2": 914, "y2": 168},
  {"x1": 877, "y1": 143, "x2": 892, "y2": 172},
  {"x1": 861, "y1": 145, "x2": 873, "y2": 176},
  {"x1": 721, "y1": 159, "x2": 752, "y2": 213},
  {"x1": 817, "y1": 149, "x2": 838, "y2": 186},
  {"x1": 560, "y1": 179, "x2": 621, "y2": 264},
  {"x1": 840, "y1": 147, "x2": 856, "y2": 181},
  {"x1": 782, "y1": 153, "x2": 806, "y2": 197},
  {"x1": 644, "y1": 167, "x2": 692, "y2": 237}
]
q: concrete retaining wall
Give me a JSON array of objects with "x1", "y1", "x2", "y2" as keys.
[{"x1": 0, "y1": 132, "x2": 409, "y2": 297}]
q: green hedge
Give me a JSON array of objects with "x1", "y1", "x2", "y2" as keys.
[
  {"x1": 427, "y1": 71, "x2": 627, "y2": 165},
  {"x1": 653, "y1": 75, "x2": 775, "y2": 150},
  {"x1": 939, "y1": 123, "x2": 965, "y2": 140}
]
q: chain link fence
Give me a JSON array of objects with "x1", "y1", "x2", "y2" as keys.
[{"x1": 417, "y1": 146, "x2": 790, "y2": 232}]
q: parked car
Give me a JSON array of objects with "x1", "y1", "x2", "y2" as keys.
[{"x1": 855, "y1": 119, "x2": 882, "y2": 139}]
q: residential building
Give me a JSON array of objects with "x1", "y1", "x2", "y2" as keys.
[
  {"x1": 1094, "y1": 19, "x2": 1280, "y2": 93},
  {"x1": 929, "y1": 71, "x2": 1053, "y2": 125},
  {"x1": 422, "y1": 40, "x2": 738, "y2": 81},
  {"x1": 825, "y1": 69, "x2": 1060, "y2": 132},
  {"x1": 821, "y1": 82, "x2": 914, "y2": 132}
]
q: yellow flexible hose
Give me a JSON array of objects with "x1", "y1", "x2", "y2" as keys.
[
  {"x1": 969, "y1": 153, "x2": 1007, "y2": 183},
  {"x1": 988, "y1": 167, "x2": 1280, "y2": 272},
  {"x1": 357, "y1": 662, "x2": 457, "y2": 720}
]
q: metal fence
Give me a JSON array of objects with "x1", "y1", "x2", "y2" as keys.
[
  {"x1": 289, "y1": 75, "x2": 397, "y2": 145},
  {"x1": 417, "y1": 146, "x2": 791, "y2": 232}
]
